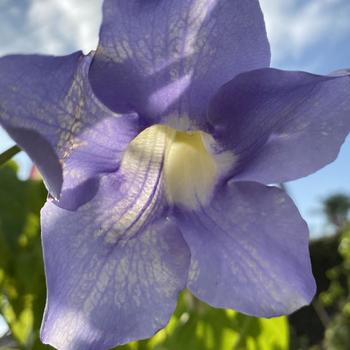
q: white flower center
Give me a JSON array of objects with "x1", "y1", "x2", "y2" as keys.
[{"x1": 121, "y1": 124, "x2": 234, "y2": 209}]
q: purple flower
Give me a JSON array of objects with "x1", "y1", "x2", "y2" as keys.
[{"x1": 0, "y1": 1, "x2": 350, "y2": 349}]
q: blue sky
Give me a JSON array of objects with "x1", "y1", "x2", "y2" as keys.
[{"x1": 0, "y1": 0, "x2": 349, "y2": 236}]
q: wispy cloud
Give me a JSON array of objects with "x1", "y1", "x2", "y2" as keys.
[
  {"x1": 260, "y1": 0, "x2": 350, "y2": 67},
  {"x1": 0, "y1": 0, "x2": 101, "y2": 56},
  {"x1": 1, "y1": 0, "x2": 349, "y2": 68},
  {"x1": 28, "y1": 0, "x2": 102, "y2": 54}
]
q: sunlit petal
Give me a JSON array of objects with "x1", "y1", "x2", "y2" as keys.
[
  {"x1": 0, "y1": 53, "x2": 138, "y2": 207},
  {"x1": 90, "y1": 0, "x2": 270, "y2": 126},
  {"x1": 175, "y1": 181, "x2": 316, "y2": 317},
  {"x1": 209, "y1": 68, "x2": 350, "y2": 183},
  {"x1": 41, "y1": 164, "x2": 190, "y2": 349}
]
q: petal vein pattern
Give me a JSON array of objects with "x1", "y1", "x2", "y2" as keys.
[
  {"x1": 0, "y1": 52, "x2": 138, "y2": 207},
  {"x1": 41, "y1": 199, "x2": 190, "y2": 349},
  {"x1": 209, "y1": 68, "x2": 350, "y2": 183},
  {"x1": 106, "y1": 128, "x2": 167, "y2": 243},
  {"x1": 41, "y1": 125, "x2": 191, "y2": 349},
  {"x1": 175, "y1": 181, "x2": 316, "y2": 317},
  {"x1": 90, "y1": 0, "x2": 270, "y2": 124}
]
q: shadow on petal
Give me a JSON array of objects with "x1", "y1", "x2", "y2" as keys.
[{"x1": 6, "y1": 126, "x2": 63, "y2": 199}]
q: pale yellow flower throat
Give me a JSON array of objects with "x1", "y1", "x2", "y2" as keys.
[{"x1": 121, "y1": 124, "x2": 219, "y2": 209}]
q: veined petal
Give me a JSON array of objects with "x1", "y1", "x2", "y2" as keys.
[
  {"x1": 0, "y1": 52, "x2": 138, "y2": 206},
  {"x1": 90, "y1": 0, "x2": 270, "y2": 127},
  {"x1": 0, "y1": 53, "x2": 80, "y2": 197},
  {"x1": 41, "y1": 166, "x2": 190, "y2": 349},
  {"x1": 209, "y1": 68, "x2": 350, "y2": 183},
  {"x1": 175, "y1": 181, "x2": 316, "y2": 317}
]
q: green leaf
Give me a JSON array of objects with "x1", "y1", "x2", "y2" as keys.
[
  {"x1": 114, "y1": 291, "x2": 289, "y2": 350},
  {"x1": 0, "y1": 162, "x2": 50, "y2": 349}
]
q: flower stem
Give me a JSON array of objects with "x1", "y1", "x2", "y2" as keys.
[{"x1": 0, "y1": 145, "x2": 21, "y2": 167}]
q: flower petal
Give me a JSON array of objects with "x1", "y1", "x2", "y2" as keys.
[
  {"x1": 90, "y1": 0, "x2": 270, "y2": 126},
  {"x1": 0, "y1": 52, "x2": 138, "y2": 205},
  {"x1": 40, "y1": 175, "x2": 190, "y2": 349},
  {"x1": 209, "y1": 68, "x2": 350, "y2": 183},
  {"x1": 175, "y1": 181, "x2": 316, "y2": 317},
  {"x1": 0, "y1": 53, "x2": 79, "y2": 197}
]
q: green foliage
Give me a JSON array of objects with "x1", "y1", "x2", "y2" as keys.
[
  {"x1": 287, "y1": 233, "x2": 343, "y2": 350},
  {"x1": 0, "y1": 162, "x2": 48, "y2": 349},
  {"x1": 320, "y1": 225, "x2": 350, "y2": 350},
  {"x1": 1, "y1": 283, "x2": 290, "y2": 350},
  {"x1": 323, "y1": 194, "x2": 350, "y2": 228},
  {"x1": 115, "y1": 291, "x2": 289, "y2": 350},
  {"x1": 288, "y1": 194, "x2": 350, "y2": 350}
]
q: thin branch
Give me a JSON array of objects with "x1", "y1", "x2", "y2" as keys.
[
  {"x1": 312, "y1": 300, "x2": 330, "y2": 328},
  {"x1": 0, "y1": 145, "x2": 21, "y2": 167}
]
